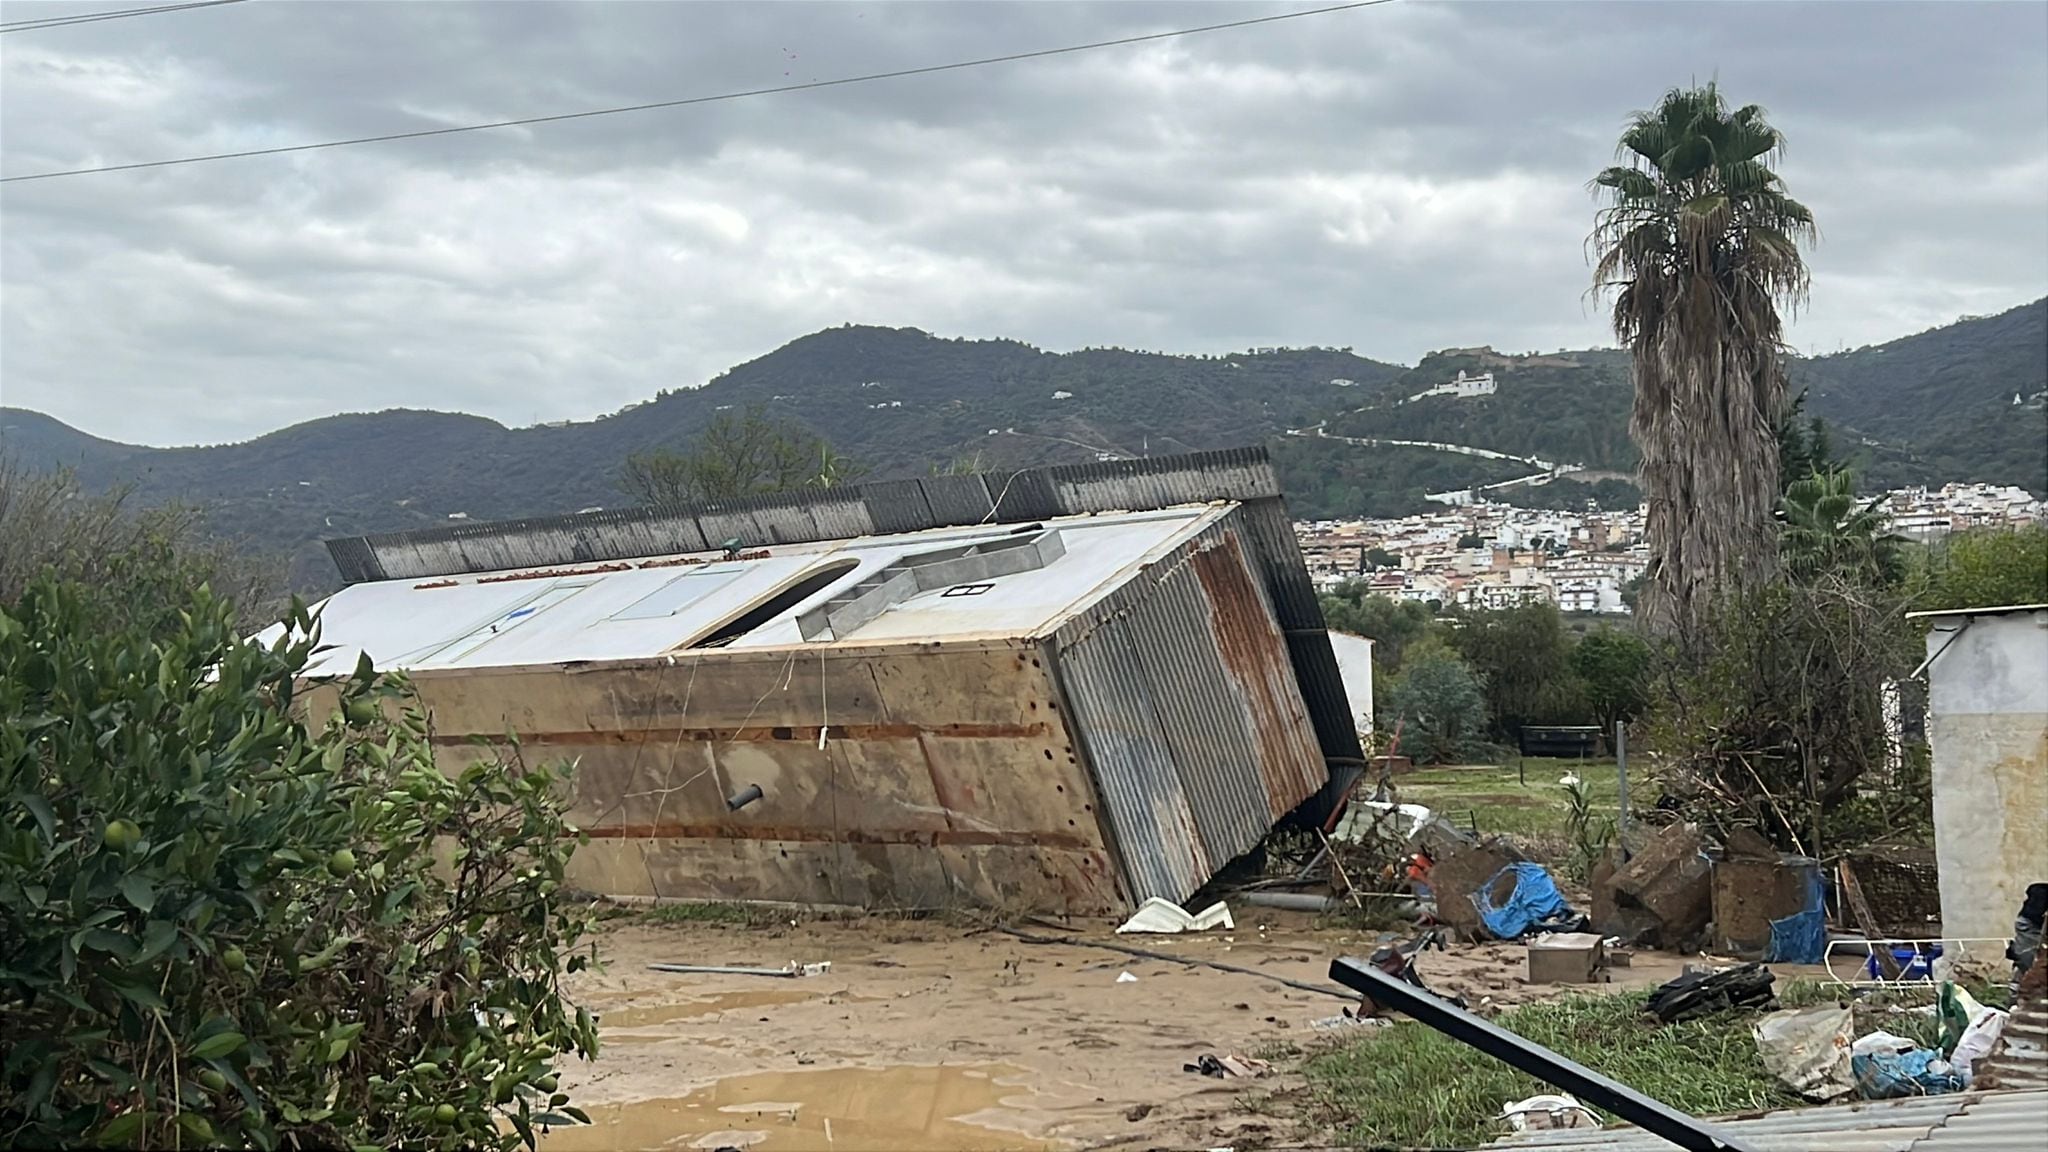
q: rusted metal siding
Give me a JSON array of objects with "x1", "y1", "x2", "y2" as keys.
[
  {"x1": 1039, "y1": 450, "x2": 1368, "y2": 786},
  {"x1": 385, "y1": 642, "x2": 1122, "y2": 914},
  {"x1": 1049, "y1": 624, "x2": 1205, "y2": 902},
  {"x1": 1047, "y1": 509, "x2": 1327, "y2": 903}
]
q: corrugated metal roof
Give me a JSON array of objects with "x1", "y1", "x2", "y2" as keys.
[
  {"x1": 1489, "y1": 1089, "x2": 2046, "y2": 1150},
  {"x1": 1048, "y1": 514, "x2": 1326, "y2": 903},
  {"x1": 267, "y1": 506, "x2": 1226, "y2": 677}
]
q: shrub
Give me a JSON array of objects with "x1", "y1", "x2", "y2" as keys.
[
  {"x1": 0, "y1": 579, "x2": 598, "y2": 1150},
  {"x1": 1380, "y1": 641, "x2": 1492, "y2": 765}
]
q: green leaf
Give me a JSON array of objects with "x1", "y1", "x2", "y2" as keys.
[
  {"x1": 13, "y1": 792, "x2": 56, "y2": 843},
  {"x1": 176, "y1": 1114, "x2": 216, "y2": 1144},
  {"x1": 325, "y1": 1037, "x2": 350, "y2": 1063},
  {"x1": 134, "y1": 919, "x2": 179, "y2": 964},
  {"x1": 82, "y1": 928, "x2": 138, "y2": 960},
  {"x1": 111, "y1": 980, "x2": 167, "y2": 1012},
  {"x1": 190, "y1": 1031, "x2": 246, "y2": 1060},
  {"x1": 96, "y1": 1110, "x2": 148, "y2": 1147},
  {"x1": 119, "y1": 874, "x2": 155, "y2": 913}
]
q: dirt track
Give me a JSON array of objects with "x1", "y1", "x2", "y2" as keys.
[{"x1": 541, "y1": 912, "x2": 1713, "y2": 1151}]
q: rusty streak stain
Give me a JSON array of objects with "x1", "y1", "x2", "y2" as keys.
[
  {"x1": 433, "y1": 721, "x2": 1050, "y2": 746},
  {"x1": 582, "y1": 823, "x2": 1097, "y2": 850},
  {"x1": 1191, "y1": 533, "x2": 1324, "y2": 816}
]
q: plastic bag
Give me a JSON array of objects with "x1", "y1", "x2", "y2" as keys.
[
  {"x1": 1951, "y1": 1007, "x2": 2009, "y2": 1084},
  {"x1": 1852, "y1": 1048, "x2": 1965, "y2": 1098},
  {"x1": 1755, "y1": 1006, "x2": 1855, "y2": 1100}
]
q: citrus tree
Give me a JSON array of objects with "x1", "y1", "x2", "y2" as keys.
[{"x1": 0, "y1": 579, "x2": 599, "y2": 1150}]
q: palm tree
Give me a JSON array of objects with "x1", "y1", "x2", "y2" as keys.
[
  {"x1": 1779, "y1": 468, "x2": 1904, "y2": 585},
  {"x1": 1591, "y1": 83, "x2": 1817, "y2": 637}
]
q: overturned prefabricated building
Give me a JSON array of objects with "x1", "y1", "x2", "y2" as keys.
[{"x1": 303, "y1": 449, "x2": 1363, "y2": 914}]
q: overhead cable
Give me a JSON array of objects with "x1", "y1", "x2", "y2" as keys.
[
  {"x1": 1, "y1": 0, "x2": 1394, "y2": 183},
  {"x1": 0, "y1": 0, "x2": 247, "y2": 34}
]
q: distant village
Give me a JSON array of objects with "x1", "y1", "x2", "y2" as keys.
[{"x1": 1296, "y1": 481, "x2": 2045, "y2": 614}]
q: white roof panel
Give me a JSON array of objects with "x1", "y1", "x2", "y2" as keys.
[{"x1": 264, "y1": 505, "x2": 1225, "y2": 677}]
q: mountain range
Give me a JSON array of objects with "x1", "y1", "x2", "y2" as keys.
[{"x1": 5, "y1": 298, "x2": 2042, "y2": 589}]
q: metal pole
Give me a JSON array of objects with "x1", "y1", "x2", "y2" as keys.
[
  {"x1": 1615, "y1": 719, "x2": 1629, "y2": 857},
  {"x1": 1328, "y1": 957, "x2": 1760, "y2": 1152}
]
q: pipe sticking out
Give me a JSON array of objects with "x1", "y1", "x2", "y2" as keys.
[{"x1": 726, "y1": 783, "x2": 764, "y2": 812}]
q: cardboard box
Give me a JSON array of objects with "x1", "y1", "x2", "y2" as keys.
[{"x1": 1528, "y1": 932, "x2": 1608, "y2": 984}]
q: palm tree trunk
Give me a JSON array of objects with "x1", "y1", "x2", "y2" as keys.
[{"x1": 1632, "y1": 321, "x2": 1784, "y2": 637}]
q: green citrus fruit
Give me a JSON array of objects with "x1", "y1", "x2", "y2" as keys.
[
  {"x1": 433, "y1": 1104, "x2": 458, "y2": 1124},
  {"x1": 221, "y1": 947, "x2": 247, "y2": 971},
  {"x1": 326, "y1": 849, "x2": 356, "y2": 877},
  {"x1": 198, "y1": 1069, "x2": 228, "y2": 1093},
  {"x1": 102, "y1": 820, "x2": 140, "y2": 852}
]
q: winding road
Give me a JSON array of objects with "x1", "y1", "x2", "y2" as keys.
[{"x1": 1283, "y1": 419, "x2": 1586, "y2": 504}]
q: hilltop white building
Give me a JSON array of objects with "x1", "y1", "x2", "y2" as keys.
[{"x1": 1405, "y1": 370, "x2": 1498, "y2": 404}]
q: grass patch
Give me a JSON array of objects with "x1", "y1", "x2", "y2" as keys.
[
  {"x1": 1302, "y1": 988, "x2": 1797, "y2": 1148},
  {"x1": 1395, "y1": 758, "x2": 1622, "y2": 846},
  {"x1": 633, "y1": 901, "x2": 778, "y2": 927},
  {"x1": 1301, "y1": 978, "x2": 1983, "y2": 1147}
]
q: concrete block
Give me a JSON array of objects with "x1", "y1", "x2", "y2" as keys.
[
  {"x1": 1612, "y1": 821, "x2": 1712, "y2": 947},
  {"x1": 1429, "y1": 840, "x2": 1528, "y2": 934}
]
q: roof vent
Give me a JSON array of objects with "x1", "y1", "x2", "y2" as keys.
[{"x1": 797, "y1": 529, "x2": 1065, "y2": 641}]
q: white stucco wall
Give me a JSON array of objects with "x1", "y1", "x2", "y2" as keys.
[
  {"x1": 1328, "y1": 631, "x2": 1375, "y2": 740},
  {"x1": 1922, "y1": 607, "x2": 2048, "y2": 956}
]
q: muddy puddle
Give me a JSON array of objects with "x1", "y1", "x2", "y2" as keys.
[{"x1": 537, "y1": 1064, "x2": 1051, "y2": 1151}]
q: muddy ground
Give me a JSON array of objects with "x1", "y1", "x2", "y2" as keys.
[{"x1": 543, "y1": 911, "x2": 1723, "y2": 1151}]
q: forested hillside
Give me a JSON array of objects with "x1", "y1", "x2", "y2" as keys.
[
  {"x1": 1322, "y1": 349, "x2": 1637, "y2": 470},
  {"x1": 5, "y1": 300, "x2": 2039, "y2": 588},
  {"x1": 1796, "y1": 298, "x2": 2047, "y2": 491}
]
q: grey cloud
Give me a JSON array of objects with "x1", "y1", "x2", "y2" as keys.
[{"x1": 3, "y1": 0, "x2": 2044, "y2": 445}]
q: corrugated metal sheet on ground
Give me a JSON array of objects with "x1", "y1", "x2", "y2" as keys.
[{"x1": 1490, "y1": 1089, "x2": 2047, "y2": 1150}]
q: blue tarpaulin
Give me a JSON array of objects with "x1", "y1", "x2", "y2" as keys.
[
  {"x1": 1853, "y1": 1049, "x2": 1965, "y2": 1098},
  {"x1": 1474, "y1": 862, "x2": 1572, "y2": 939},
  {"x1": 1765, "y1": 863, "x2": 1826, "y2": 964}
]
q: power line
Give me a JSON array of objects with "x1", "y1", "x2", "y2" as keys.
[
  {"x1": 0, "y1": 0, "x2": 1394, "y2": 183},
  {"x1": 0, "y1": 0, "x2": 247, "y2": 33}
]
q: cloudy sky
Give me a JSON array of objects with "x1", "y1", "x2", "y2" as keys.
[{"x1": 3, "y1": 0, "x2": 2044, "y2": 446}]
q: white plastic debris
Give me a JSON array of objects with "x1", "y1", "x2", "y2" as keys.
[
  {"x1": 1115, "y1": 971, "x2": 1139, "y2": 984},
  {"x1": 1851, "y1": 1030, "x2": 1920, "y2": 1057},
  {"x1": 1309, "y1": 1013, "x2": 1385, "y2": 1032},
  {"x1": 1333, "y1": 801, "x2": 1440, "y2": 844},
  {"x1": 1952, "y1": 1007, "x2": 2010, "y2": 1083},
  {"x1": 1116, "y1": 897, "x2": 1234, "y2": 934},
  {"x1": 1501, "y1": 1094, "x2": 1601, "y2": 1131},
  {"x1": 1756, "y1": 1006, "x2": 1855, "y2": 1100}
]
